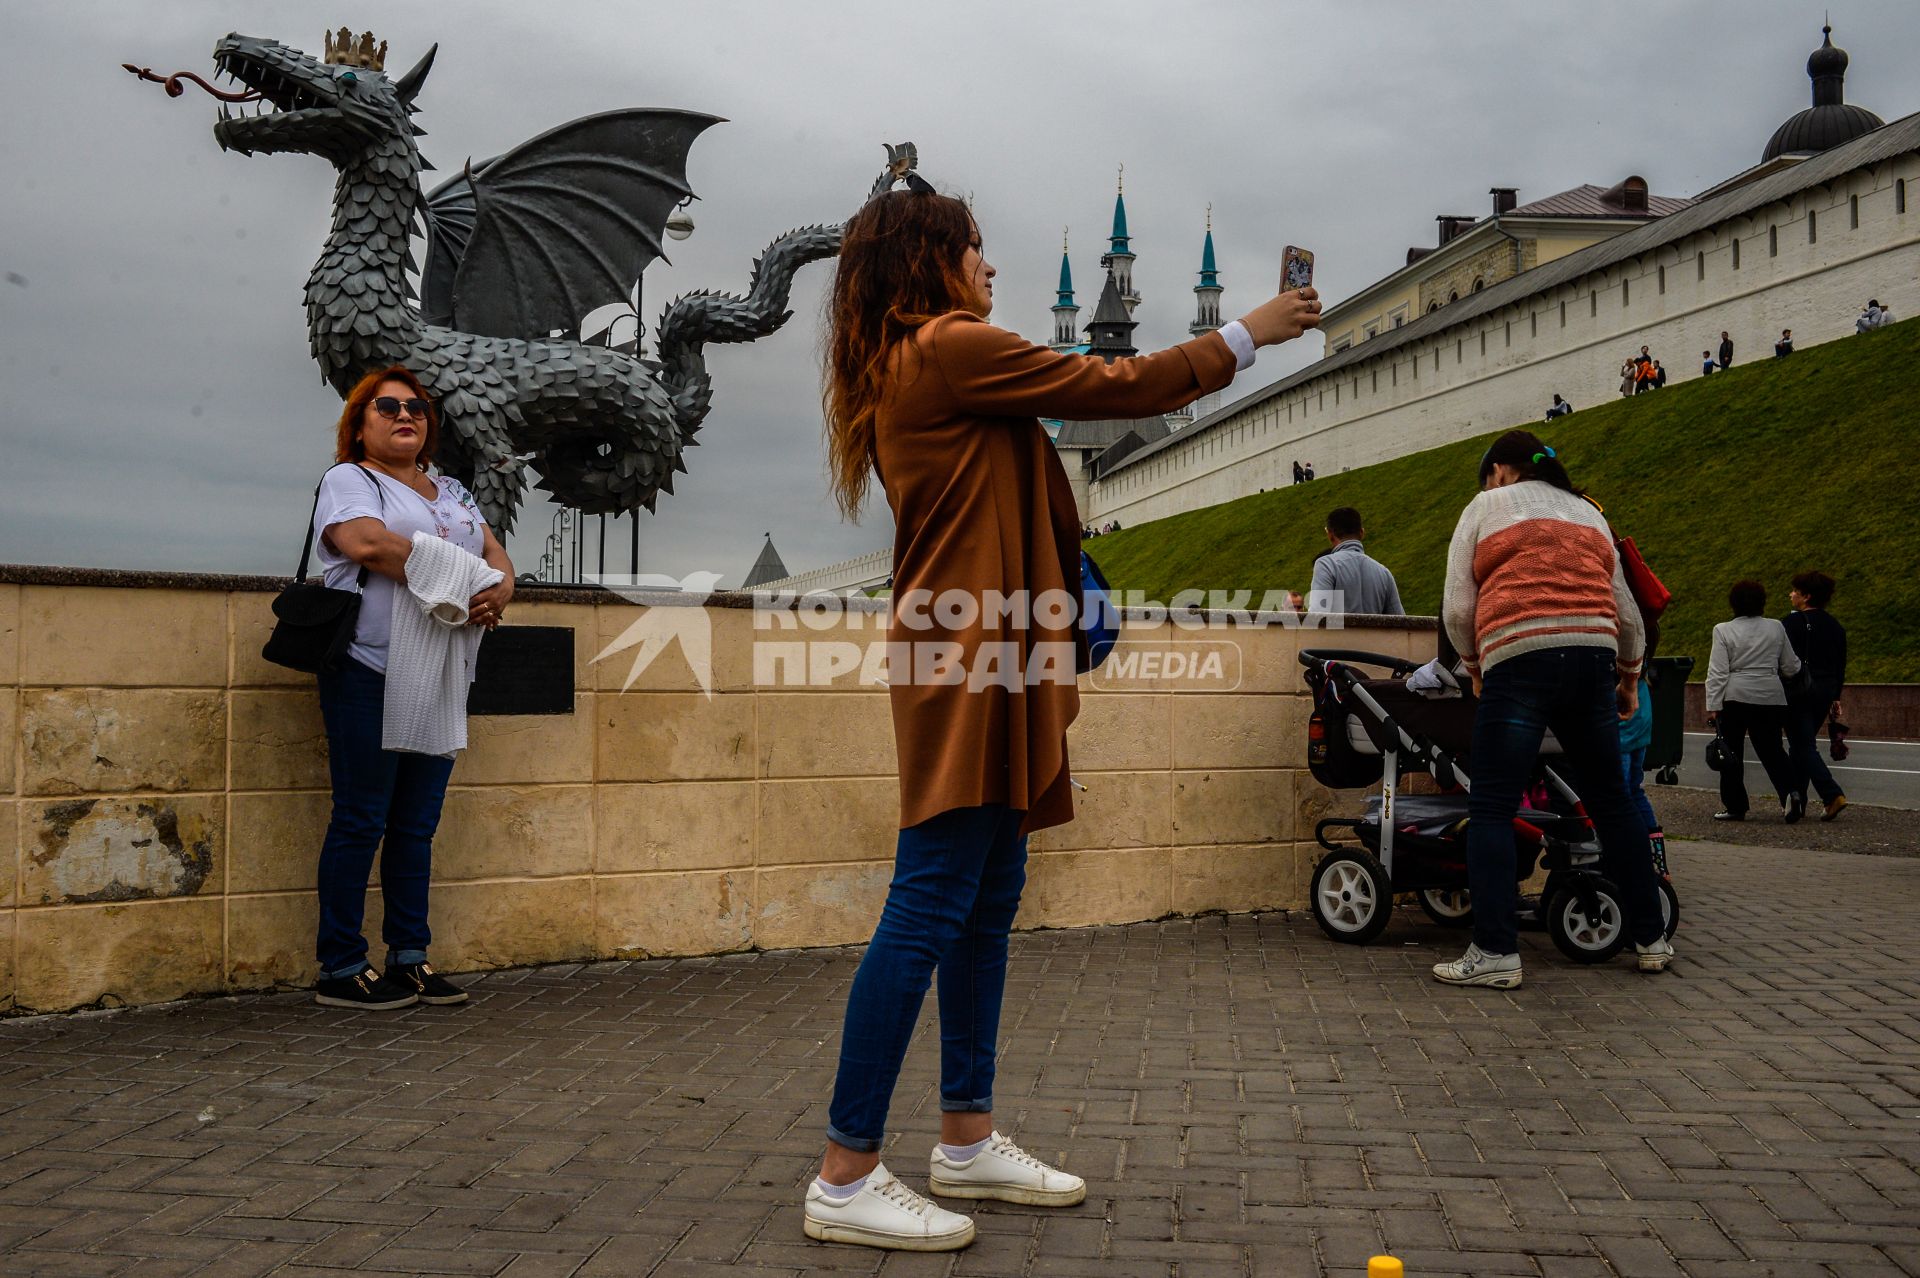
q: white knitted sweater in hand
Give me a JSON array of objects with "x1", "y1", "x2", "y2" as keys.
[{"x1": 383, "y1": 530, "x2": 504, "y2": 757}]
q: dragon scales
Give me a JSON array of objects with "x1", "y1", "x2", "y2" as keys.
[{"x1": 178, "y1": 31, "x2": 842, "y2": 533}]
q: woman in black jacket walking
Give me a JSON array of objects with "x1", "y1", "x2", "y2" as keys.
[{"x1": 1783, "y1": 571, "x2": 1848, "y2": 821}]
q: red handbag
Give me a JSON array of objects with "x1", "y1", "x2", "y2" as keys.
[{"x1": 1614, "y1": 534, "x2": 1671, "y2": 618}]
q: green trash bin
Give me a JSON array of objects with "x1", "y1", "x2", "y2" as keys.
[{"x1": 1645, "y1": 655, "x2": 1694, "y2": 784}]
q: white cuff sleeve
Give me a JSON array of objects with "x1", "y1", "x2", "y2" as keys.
[{"x1": 1218, "y1": 320, "x2": 1256, "y2": 371}]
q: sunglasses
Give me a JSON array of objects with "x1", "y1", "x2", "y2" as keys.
[{"x1": 371, "y1": 396, "x2": 431, "y2": 421}]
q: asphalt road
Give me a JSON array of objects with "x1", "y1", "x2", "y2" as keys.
[{"x1": 1667, "y1": 731, "x2": 1920, "y2": 810}]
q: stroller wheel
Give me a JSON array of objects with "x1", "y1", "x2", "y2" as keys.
[
  {"x1": 1659, "y1": 878, "x2": 1680, "y2": 940},
  {"x1": 1545, "y1": 876, "x2": 1629, "y2": 964},
  {"x1": 1418, "y1": 888, "x2": 1475, "y2": 929},
  {"x1": 1310, "y1": 849, "x2": 1393, "y2": 944}
]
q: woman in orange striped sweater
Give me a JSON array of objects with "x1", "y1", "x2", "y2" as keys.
[{"x1": 1436, "y1": 430, "x2": 1671, "y2": 989}]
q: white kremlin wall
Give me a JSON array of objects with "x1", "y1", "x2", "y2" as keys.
[
  {"x1": 1086, "y1": 148, "x2": 1919, "y2": 528},
  {"x1": 752, "y1": 546, "x2": 892, "y2": 596}
]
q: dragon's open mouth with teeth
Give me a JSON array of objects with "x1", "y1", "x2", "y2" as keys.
[
  {"x1": 125, "y1": 36, "x2": 377, "y2": 157},
  {"x1": 207, "y1": 44, "x2": 344, "y2": 152}
]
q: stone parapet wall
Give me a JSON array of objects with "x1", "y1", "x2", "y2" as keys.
[
  {"x1": 0, "y1": 571, "x2": 1434, "y2": 1014},
  {"x1": 1685, "y1": 683, "x2": 1919, "y2": 740}
]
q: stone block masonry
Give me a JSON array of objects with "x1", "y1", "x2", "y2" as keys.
[{"x1": 0, "y1": 568, "x2": 1436, "y2": 1013}]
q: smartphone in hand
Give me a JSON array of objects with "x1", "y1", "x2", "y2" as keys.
[{"x1": 1281, "y1": 245, "x2": 1315, "y2": 293}]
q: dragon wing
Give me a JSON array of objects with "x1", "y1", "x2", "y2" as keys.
[
  {"x1": 419, "y1": 108, "x2": 721, "y2": 339},
  {"x1": 419, "y1": 157, "x2": 488, "y2": 329}
]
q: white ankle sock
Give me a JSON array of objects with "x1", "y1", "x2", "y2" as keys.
[
  {"x1": 938, "y1": 1136, "x2": 992, "y2": 1161},
  {"x1": 814, "y1": 1173, "x2": 867, "y2": 1201}
]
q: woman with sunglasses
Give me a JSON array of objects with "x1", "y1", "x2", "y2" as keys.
[
  {"x1": 307, "y1": 366, "x2": 514, "y2": 1010},
  {"x1": 1436, "y1": 429, "x2": 1670, "y2": 990},
  {"x1": 806, "y1": 179, "x2": 1320, "y2": 1251}
]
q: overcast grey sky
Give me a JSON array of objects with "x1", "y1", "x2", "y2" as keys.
[{"x1": 2, "y1": 1, "x2": 1914, "y2": 586}]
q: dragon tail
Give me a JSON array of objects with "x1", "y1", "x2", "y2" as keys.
[{"x1": 653, "y1": 223, "x2": 843, "y2": 433}]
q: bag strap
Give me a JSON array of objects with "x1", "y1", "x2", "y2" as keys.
[
  {"x1": 292, "y1": 475, "x2": 329, "y2": 585},
  {"x1": 295, "y1": 463, "x2": 384, "y2": 588}
]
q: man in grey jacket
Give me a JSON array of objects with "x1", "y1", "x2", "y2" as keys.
[{"x1": 1308, "y1": 507, "x2": 1404, "y2": 617}]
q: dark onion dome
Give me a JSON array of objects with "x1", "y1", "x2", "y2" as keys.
[{"x1": 1763, "y1": 25, "x2": 1884, "y2": 162}]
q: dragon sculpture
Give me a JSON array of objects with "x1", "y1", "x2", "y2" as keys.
[{"x1": 131, "y1": 29, "x2": 850, "y2": 533}]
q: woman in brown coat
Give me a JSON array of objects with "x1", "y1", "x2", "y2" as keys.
[{"x1": 805, "y1": 181, "x2": 1321, "y2": 1251}]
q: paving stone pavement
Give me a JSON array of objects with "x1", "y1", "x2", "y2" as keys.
[{"x1": 2, "y1": 840, "x2": 1918, "y2": 1278}]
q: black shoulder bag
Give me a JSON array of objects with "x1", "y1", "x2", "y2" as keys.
[{"x1": 262, "y1": 466, "x2": 383, "y2": 674}]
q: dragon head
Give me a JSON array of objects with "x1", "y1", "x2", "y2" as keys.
[{"x1": 210, "y1": 30, "x2": 434, "y2": 163}]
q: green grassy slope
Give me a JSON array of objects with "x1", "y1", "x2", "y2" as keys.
[{"x1": 1086, "y1": 316, "x2": 1920, "y2": 682}]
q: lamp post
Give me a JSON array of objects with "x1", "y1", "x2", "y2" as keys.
[
  {"x1": 610, "y1": 199, "x2": 690, "y2": 581},
  {"x1": 549, "y1": 508, "x2": 573, "y2": 583}
]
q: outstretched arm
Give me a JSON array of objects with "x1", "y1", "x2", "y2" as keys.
[
  {"x1": 927, "y1": 315, "x2": 1232, "y2": 421},
  {"x1": 927, "y1": 289, "x2": 1320, "y2": 422}
]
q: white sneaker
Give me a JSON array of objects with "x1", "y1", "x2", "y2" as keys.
[
  {"x1": 802, "y1": 1163, "x2": 974, "y2": 1251},
  {"x1": 1432, "y1": 944, "x2": 1522, "y2": 989},
  {"x1": 1636, "y1": 938, "x2": 1676, "y2": 973},
  {"x1": 928, "y1": 1132, "x2": 1087, "y2": 1207}
]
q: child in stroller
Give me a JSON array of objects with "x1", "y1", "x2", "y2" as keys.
[{"x1": 1301, "y1": 648, "x2": 1679, "y2": 970}]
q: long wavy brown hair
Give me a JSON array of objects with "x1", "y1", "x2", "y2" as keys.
[
  {"x1": 823, "y1": 190, "x2": 978, "y2": 518},
  {"x1": 334, "y1": 365, "x2": 439, "y2": 468}
]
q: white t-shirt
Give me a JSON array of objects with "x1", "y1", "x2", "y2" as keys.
[{"x1": 312, "y1": 464, "x2": 489, "y2": 675}]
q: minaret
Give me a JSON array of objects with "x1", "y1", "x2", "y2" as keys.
[
  {"x1": 1083, "y1": 266, "x2": 1138, "y2": 363},
  {"x1": 1189, "y1": 205, "x2": 1223, "y2": 339},
  {"x1": 1182, "y1": 205, "x2": 1228, "y2": 422},
  {"x1": 1108, "y1": 165, "x2": 1140, "y2": 317},
  {"x1": 1050, "y1": 228, "x2": 1081, "y2": 351}
]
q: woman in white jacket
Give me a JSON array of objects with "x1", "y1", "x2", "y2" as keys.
[{"x1": 1706, "y1": 579, "x2": 1802, "y2": 822}]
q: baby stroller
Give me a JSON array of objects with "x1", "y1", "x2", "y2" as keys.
[{"x1": 1299, "y1": 648, "x2": 1680, "y2": 963}]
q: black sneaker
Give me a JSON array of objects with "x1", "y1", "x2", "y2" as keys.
[
  {"x1": 316, "y1": 968, "x2": 418, "y2": 1010},
  {"x1": 386, "y1": 961, "x2": 469, "y2": 1006}
]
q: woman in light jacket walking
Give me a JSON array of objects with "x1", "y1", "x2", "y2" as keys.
[
  {"x1": 806, "y1": 178, "x2": 1320, "y2": 1251},
  {"x1": 1706, "y1": 580, "x2": 1802, "y2": 822}
]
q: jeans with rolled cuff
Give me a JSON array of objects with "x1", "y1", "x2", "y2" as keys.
[{"x1": 314, "y1": 656, "x2": 454, "y2": 979}]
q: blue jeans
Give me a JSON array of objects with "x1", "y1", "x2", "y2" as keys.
[
  {"x1": 826, "y1": 804, "x2": 1029, "y2": 1153},
  {"x1": 1467, "y1": 647, "x2": 1665, "y2": 955},
  {"x1": 1620, "y1": 747, "x2": 1659, "y2": 831},
  {"x1": 315, "y1": 657, "x2": 455, "y2": 978}
]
